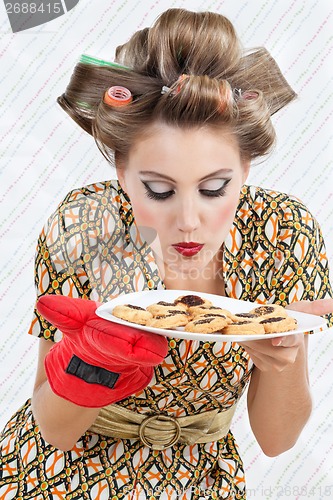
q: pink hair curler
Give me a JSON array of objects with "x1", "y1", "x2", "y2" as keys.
[{"x1": 103, "y1": 86, "x2": 133, "y2": 107}]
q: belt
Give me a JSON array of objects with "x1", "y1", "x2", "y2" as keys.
[{"x1": 88, "y1": 403, "x2": 236, "y2": 450}]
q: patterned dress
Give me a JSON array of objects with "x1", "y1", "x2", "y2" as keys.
[{"x1": 1, "y1": 181, "x2": 332, "y2": 500}]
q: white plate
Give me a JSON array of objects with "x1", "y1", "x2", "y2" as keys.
[{"x1": 96, "y1": 290, "x2": 327, "y2": 342}]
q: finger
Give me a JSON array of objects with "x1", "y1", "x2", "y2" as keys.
[
  {"x1": 240, "y1": 334, "x2": 300, "y2": 351},
  {"x1": 286, "y1": 298, "x2": 333, "y2": 316},
  {"x1": 271, "y1": 333, "x2": 303, "y2": 348},
  {"x1": 241, "y1": 346, "x2": 286, "y2": 372},
  {"x1": 242, "y1": 345, "x2": 299, "y2": 372},
  {"x1": 271, "y1": 336, "x2": 286, "y2": 347}
]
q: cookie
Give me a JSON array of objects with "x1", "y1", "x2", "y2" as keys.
[
  {"x1": 146, "y1": 310, "x2": 190, "y2": 329},
  {"x1": 222, "y1": 321, "x2": 265, "y2": 335},
  {"x1": 189, "y1": 305, "x2": 233, "y2": 323},
  {"x1": 229, "y1": 312, "x2": 263, "y2": 322},
  {"x1": 146, "y1": 301, "x2": 188, "y2": 316},
  {"x1": 249, "y1": 304, "x2": 288, "y2": 319},
  {"x1": 112, "y1": 304, "x2": 153, "y2": 325},
  {"x1": 259, "y1": 316, "x2": 297, "y2": 334},
  {"x1": 185, "y1": 314, "x2": 229, "y2": 333},
  {"x1": 174, "y1": 294, "x2": 212, "y2": 309}
]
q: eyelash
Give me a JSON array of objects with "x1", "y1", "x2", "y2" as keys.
[
  {"x1": 143, "y1": 182, "x2": 174, "y2": 200},
  {"x1": 142, "y1": 180, "x2": 231, "y2": 201}
]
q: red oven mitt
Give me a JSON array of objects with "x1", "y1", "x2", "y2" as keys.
[{"x1": 36, "y1": 295, "x2": 168, "y2": 408}]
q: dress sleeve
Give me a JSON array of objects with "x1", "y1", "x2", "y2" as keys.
[
  {"x1": 28, "y1": 209, "x2": 91, "y2": 343},
  {"x1": 27, "y1": 180, "x2": 138, "y2": 342},
  {"x1": 270, "y1": 195, "x2": 333, "y2": 328}
]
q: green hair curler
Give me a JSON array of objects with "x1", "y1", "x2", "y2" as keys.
[{"x1": 79, "y1": 54, "x2": 131, "y2": 71}]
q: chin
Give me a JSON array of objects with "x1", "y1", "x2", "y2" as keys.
[{"x1": 168, "y1": 259, "x2": 205, "y2": 277}]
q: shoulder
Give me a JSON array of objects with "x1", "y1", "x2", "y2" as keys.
[
  {"x1": 38, "y1": 180, "x2": 134, "y2": 259},
  {"x1": 238, "y1": 185, "x2": 317, "y2": 230},
  {"x1": 234, "y1": 185, "x2": 320, "y2": 254},
  {"x1": 43, "y1": 179, "x2": 133, "y2": 235},
  {"x1": 239, "y1": 184, "x2": 309, "y2": 214},
  {"x1": 58, "y1": 179, "x2": 131, "y2": 214}
]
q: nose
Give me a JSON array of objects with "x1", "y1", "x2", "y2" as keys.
[{"x1": 176, "y1": 198, "x2": 200, "y2": 233}]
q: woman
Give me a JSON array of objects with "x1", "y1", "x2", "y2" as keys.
[{"x1": 1, "y1": 8, "x2": 332, "y2": 500}]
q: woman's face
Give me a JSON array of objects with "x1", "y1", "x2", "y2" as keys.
[{"x1": 117, "y1": 123, "x2": 249, "y2": 284}]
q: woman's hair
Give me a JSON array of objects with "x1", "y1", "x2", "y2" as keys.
[{"x1": 57, "y1": 8, "x2": 296, "y2": 164}]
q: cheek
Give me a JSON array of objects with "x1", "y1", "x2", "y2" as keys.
[
  {"x1": 131, "y1": 201, "x2": 164, "y2": 231},
  {"x1": 209, "y1": 201, "x2": 238, "y2": 233}
]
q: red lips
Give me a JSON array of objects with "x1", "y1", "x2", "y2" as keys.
[{"x1": 172, "y1": 242, "x2": 204, "y2": 257}]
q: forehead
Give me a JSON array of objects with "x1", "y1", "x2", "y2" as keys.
[{"x1": 126, "y1": 123, "x2": 242, "y2": 175}]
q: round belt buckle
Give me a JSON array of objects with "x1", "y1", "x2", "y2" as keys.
[{"x1": 139, "y1": 415, "x2": 181, "y2": 450}]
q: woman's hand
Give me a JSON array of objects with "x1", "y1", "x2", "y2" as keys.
[
  {"x1": 285, "y1": 297, "x2": 333, "y2": 316},
  {"x1": 240, "y1": 298, "x2": 333, "y2": 373},
  {"x1": 239, "y1": 332, "x2": 304, "y2": 372},
  {"x1": 244, "y1": 298, "x2": 333, "y2": 455},
  {"x1": 36, "y1": 295, "x2": 169, "y2": 408}
]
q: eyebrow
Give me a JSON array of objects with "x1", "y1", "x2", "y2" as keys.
[{"x1": 138, "y1": 169, "x2": 233, "y2": 182}]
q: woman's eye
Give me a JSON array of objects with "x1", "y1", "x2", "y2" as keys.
[
  {"x1": 199, "y1": 179, "x2": 231, "y2": 197},
  {"x1": 141, "y1": 178, "x2": 231, "y2": 200},
  {"x1": 142, "y1": 181, "x2": 175, "y2": 201}
]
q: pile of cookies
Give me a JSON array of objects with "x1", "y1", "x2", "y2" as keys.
[{"x1": 112, "y1": 294, "x2": 297, "y2": 335}]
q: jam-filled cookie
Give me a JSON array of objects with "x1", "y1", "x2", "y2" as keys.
[
  {"x1": 174, "y1": 294, "x2": 213, "y2": 309},
  {"x1": 112, "y1": 304, "x2": 153, "y2": 325},
  {"x1": 146, "y1": 301, "x2": 188, "y2": 316},
  {"x1": 229, "y1": 312, "x2": 263, "y2": 322},
  {"x1": 222, "y1": 321, "x2": 266, "y2": 335},
  {"x1": 146, "y1": 310, "x2": 189, "y2": 329},
  {"x1": 259, "y1": 316, "x2": 297, "y2": 333},
  {"x1": 188, "y1": 305, "x2": 233, "y2": 322},
  {"x1": 185, "y1": 314, "x2": 229, "y2": 333},
  {"x1": 249, "y1": 304, "x2": 288, "y2": 319}
]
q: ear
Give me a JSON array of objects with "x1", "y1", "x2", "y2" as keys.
[{"x1": 241, "y1": 158, "x2": 251, "y2": 184}]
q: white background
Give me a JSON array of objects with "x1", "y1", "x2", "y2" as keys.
[{"x1": 0, "y1": 1, "x2": 332, "y2": 499}]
